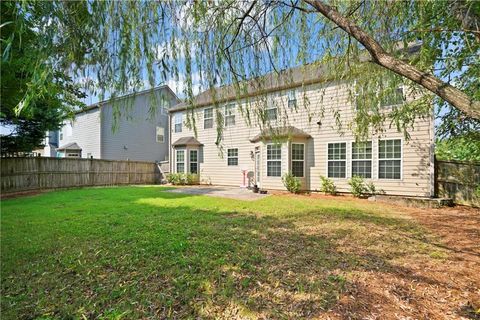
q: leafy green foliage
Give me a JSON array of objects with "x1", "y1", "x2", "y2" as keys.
[
  {"x1": 320, "y1": 176, "x2": 337, "y2": 195},
  {"x1": 348, "y1": 176, "x2": 382, "y2": 198},
  {"x1": 0, "y1": 1, "x2": 86, "y2": 155},
  {"x1": 166, "y1": 173, "x2": 199, "y2": 185},
  {"x1": 435, "y1": 132, "x2": 480, "y2": 162},
  {"x1": 282, "y1": 173, "x2": 302, "y2": 193}
]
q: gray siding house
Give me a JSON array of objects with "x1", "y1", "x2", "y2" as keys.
[{"x1": 55, "y1": 85, "x2": 179, "y2": 162}]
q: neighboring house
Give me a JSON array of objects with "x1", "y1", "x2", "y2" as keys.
[
  {"x1": 55, "y1": 85, "x2": 179, "y2": 162},
  {"x1": 169, "y1": 66, "x2": 434, "y2": 197},
  {"x1": 35, "y1": 131, "x2": 59, "y2": 157}
]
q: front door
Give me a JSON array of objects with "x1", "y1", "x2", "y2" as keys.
[{"x1": 255, "y1": 151, "x2": 261, "y2": 187}]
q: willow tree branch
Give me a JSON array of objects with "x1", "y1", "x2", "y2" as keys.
[{"x1": 303, "y1": 0, "x2": 480, "y2": 119}]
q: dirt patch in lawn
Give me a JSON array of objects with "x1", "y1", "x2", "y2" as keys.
[{"x1": 325, "y1": 203, "x2": 480, "y2": 320}]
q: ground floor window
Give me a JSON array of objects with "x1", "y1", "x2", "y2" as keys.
[
  {"x1": 227, "y1": 148, "x2": 238, "y2": 166},
  {"x1": 351, "y1": 141, "x2": 372, "y2": 178},
  {"x1": 379, "y1": 139, "x2": 402, "y2": 179},
  {"x1": 176, "y1": 150, "x2": 185, "y2": 173},
  {"x1": 327, "y1": 142, "x2": 346, "y2": 178},
  {"x1": 267, "y1": 144, "x2": 282, "y2": 177},
  {"x1": 189, "y1": 150, "x2": 198, "y2": 174},
  {"x1": 291, "y1": 143, "x2": 304, "y2": 177}
]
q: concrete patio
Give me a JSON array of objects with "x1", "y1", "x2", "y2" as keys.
[{"x1": 165, "y1": 185, "x2": 269, "y2": 201}]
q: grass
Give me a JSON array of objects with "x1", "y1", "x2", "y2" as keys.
[{"x1": 1, "y1": 186, "x2": 445, "y2": 319}]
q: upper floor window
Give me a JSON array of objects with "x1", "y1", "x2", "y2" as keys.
[
  {"x1": 378, "y1": 139, "x2": 402, "y2": 179},
  {"x1": 224, "y1": 104, "x2": 236, "y2": 127},
  {"x1": 351, "y1": 141, "x2": 372, "y2": 178},
  {"x1": 266, "y1": 107, "x2": 278, "y2": 121},
  {"x1": 288, "y1": 90, "x2": 297, "y2": 108},
  {"x1": 380, "y1": 87, "x2": 404, "y2": 108},
  {"x1": 291, "y1": 143, "x2": 304, "y2": 177},
  {"x1": 327, "y1": 142, "x2": 346, "y2": 178},
  {"x1": 267, "y1": 144, "x2": 282, "y2": 177},
  {"x1": 204, "y1": 108, "x2": 213, "y2": 129},
  {"x1": 174, "y1": 113, "x2": 183, "y2": 133},
  {"x1": 156, "y1": 126, "x2": 165, "y2": 143},
  {"x1": 227, "y1": 148, "x2": 238, "y2": 166}
]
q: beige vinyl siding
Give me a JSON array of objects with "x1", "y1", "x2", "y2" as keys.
[{"x1": 170, "y1": 80, "x2": 433, "y2": 197}]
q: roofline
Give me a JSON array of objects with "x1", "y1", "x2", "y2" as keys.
[
  {"x1": 168, "y1": 70, "x2": 335, "y2": 113},
  {"x1": 75, "y1": 84, "x2": 180, "y2": 115}
]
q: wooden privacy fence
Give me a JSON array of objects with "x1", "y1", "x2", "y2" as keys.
[
  {"x1": 435, "y1": 159, "x2": 480, "y2": 207},
  {"x1": 1, "y1": 157, "x2": 164, "y2": 194}
]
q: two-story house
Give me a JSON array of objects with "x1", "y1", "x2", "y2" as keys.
[
  {"x1": 168, "y1": 66, "x2": 434, "y2": 197},
  {"x1": 54, "y1": 85, "x2": 179, "y2": 162}
]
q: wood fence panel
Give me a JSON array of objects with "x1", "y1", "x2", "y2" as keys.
[
  {"x1": 435, "y1": 159, "x2": 480, "y2": 207},
  {"x1": 1, "y1": 157, "x2": 164, "y2": 194}
]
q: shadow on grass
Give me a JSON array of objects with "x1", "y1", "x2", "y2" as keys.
[{"x1": 0, "y1": 187, "x2": 463, "y2": 319}]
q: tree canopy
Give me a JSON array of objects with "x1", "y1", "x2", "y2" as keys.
[{"x1": 2, "y1": 0, "x2": 479, "y2": 143}]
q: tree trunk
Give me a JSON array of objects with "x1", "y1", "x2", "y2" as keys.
[{"x1": 304, "y1": 0, "x2": 480, "y2": 120}]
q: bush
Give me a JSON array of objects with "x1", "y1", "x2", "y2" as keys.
[
  {"x1": 167, "y1": 173, "x2": 199, "y2": 185},
  {"x1": 348, "y1": 176, "x2": 383, "y2": 197},
  {"x1": 348, "y1": 175, "x2": 367, "y2": 197},
  {"x1": 320, "y1": 176, "x2": 337, "y2": 195},
  {"x1": 282, "y1": 173, "x2": 301, "y2": 193}
]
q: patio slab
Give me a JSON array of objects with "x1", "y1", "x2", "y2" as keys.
[{"x1": 165, "y1": 185, "x2": 269, "y2": 201}]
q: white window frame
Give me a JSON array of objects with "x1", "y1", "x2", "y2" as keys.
[
  {"x1": 174, "y1": 113, "x2": 183, "y2": 133},
  {"x1": 266, "y1": 143, "x2": 282, "y2": 177},
  {"x1": 377, "y1": 138, "x2": 403, "y2": 180},
  {"x1": 290, "y1": 143, "x2": 305, "y2": 178},
  {"x1": 287, "y1": 90, "x2": 297, "y2": 108},
  {"x1": 326, "y1": 142, "x2": 347, "y2": 179},
  {"x1": 189, "y1": 149, "x2": 198, "y2": 174},
  {"x1": 379, "y1": 86, "x2": 405, "y2": 108},
  {"x1": 351, "y1": 141, "x2": 372, "y2": 179},
  {"x1": 204, "y1": 107, "x2": 214, "y2": 129},
  {"x1": 156, "y1": 126, "x2": 165, "y2": 143},
  {"x1": 224, "y1": 104, "x2": 236, "y2": 127},
  {"x1": 227, "y1": 148, "x2": 238, "y2": 166},
  {"x1": 176, "y1": 149, "x2": 185, "y2": 173},
  {"x1": 265, "y1": 106, "x2": 278, "y2": 121}
]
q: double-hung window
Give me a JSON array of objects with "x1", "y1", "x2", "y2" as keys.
[
  {"x1": 378, "y1": 139, "x2": 402, "y2": 179},
  {"x1": 380, "y1": 87, "x2": 404, "y2": 108},
  {"x1": 204, "y1": 108, "x2": 213, "y2": 129},
  {"x1": 266, "y1": 106, "x2": 277, "y2": 121},
  {"x1": 189, "y1": 150, "x2": 198, "y2": 174},
  {"x1": 327, "y1": 142, "x2": 346, "y2": 178},
  {"x1": 227, "y1": 148, "x2": 238, "y2": 166},
  {"x1": 174, "y1": 113, "x2": 183, "y2": 133},
  {"x1": 288, "y1": 90, "x2": 297, "y2": 108},
  {"x1": 176, "y1": 150, "x2": 185, "y2": 173},
  {"x1": 267, "y1": 144, "x2": 282, "y2": 177},
  {"x1": 156, "y1": 126, "x2": 165, "y2": 143},
  {"x1": 291, "y1": 143, "x2": 304, "y2": 177},
  {"x1": 224, "y1": 104, "x2": 236, "y2": 127},
  {"x1": 351, "y1": 141, "x2": 372, "y2": 178}
]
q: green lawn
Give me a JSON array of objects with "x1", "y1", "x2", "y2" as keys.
[{"x1": 1, "y1": 186, "x2": 444, "y2": 319}]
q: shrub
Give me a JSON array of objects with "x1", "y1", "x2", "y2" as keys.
[
  {"x1": 167, "y1": 173, "x2": 199, "y2": 185},
  {"x1": 320, "y1": 176, "x2": 337, "y2": 195},
  {"x1": 348, "y1": 175, "x2": 367, "y2": 197},
  {"x1": 282, "y1": 173, "x2": 301, "y2": 193},
  {"x1": 348, "y1": 176, "x2": 383, "y2": 197}
]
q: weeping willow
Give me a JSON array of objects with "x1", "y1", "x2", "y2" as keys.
[{"x1": 5, "y1": 0, "x2": 479, "y2": 141}]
